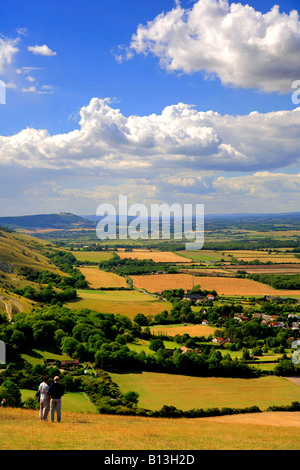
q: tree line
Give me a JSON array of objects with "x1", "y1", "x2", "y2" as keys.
[
  {"x1": 247, "y1": 273, "x2": 300, "y2": 290},
  {"x1": 0, "y1": 304, "x2": 258, "y2": 379},
  {"x1": 98, "y1": 253, "x2": 179, "y2": 275}
]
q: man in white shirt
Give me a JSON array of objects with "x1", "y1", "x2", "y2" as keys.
[{"x1": 38, "y1": 375, "x2": 50, "y2": 421}]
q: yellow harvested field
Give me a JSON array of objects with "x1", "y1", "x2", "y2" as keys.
[
  {"x1": 117, "y1": 250, "x2": 192, "y2": 263},
  {"x1": 79, "y1": 267, "x2": 127, "y2": 288},
  {"x1": 130, "y1": 273, "x2": 300, "y2": 297},
  {"x1": 151, "y1": 324, "x2": 217, "y2": 337}
]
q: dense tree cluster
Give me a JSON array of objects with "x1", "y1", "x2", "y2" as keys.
[
  {"x1": 98, "y1": 254, "x2": 178, "y2": 275},
  {"x1": 47, "y1": 251, "x2": 88, "y2": 287},
  {"x1": 0, "y1": 304, "x2": 259, "y2": 380},
  {"x1": 11, "y1": 284, "x2": 77, "y2": 305},
  {"x1": 11, "y1": 267, "x2": 85, "y2": 305},
  {"x1": 247, "y1": 273, "x2": 300, "y2": 290}
]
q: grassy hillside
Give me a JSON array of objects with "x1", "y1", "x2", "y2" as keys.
[
  {"x1": 0, "y1": 227, "x2": 70, "y2": 310},
  {"x1": 0, "y1": 227, "x2": 60, "y2": 272}
]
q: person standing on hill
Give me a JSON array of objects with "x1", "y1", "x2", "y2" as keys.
[
  {"x1": 38, "y1": 375, "x2": 50, "y2": 421},
  {"x1": 48, "y1": 376, "x2": 64, "y2": 422}
]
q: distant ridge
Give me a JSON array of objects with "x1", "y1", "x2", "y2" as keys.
[
  {"x1": 1, "y1": 211, "x2": 300, "y2": 231},
  {"x1": 0, "y1": 212, "x2": 95, "y2": 230}
]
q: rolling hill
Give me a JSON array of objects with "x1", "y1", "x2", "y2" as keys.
[
  {"x1": 0, "y1": 226, "x2": 62, "y2": 273},
  {"x1": 0, "y1": 226, "x2": 69, "y2": 311}
]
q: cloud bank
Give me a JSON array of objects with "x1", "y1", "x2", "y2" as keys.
[
  {"x1": 121, "y1": 0, "x2": 300, "y2": 93},
  {"x1": 1, "y1": 97, "x2": 300, "y2": 214},
  {"x1": 0, "y1": 98, "x2": 299, "y2": 173}
]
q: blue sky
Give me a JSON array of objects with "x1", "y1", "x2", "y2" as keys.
[{"x1": 0, "y1": 0, "x2": 300, "y2": 216}]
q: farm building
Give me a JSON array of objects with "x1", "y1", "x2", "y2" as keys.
[
  {"x1": 184, "y1": 293, "x2": 203, "y2": 302},
  {"x1": 61, "y1": 359, "x2": 80, "y2": 370}
]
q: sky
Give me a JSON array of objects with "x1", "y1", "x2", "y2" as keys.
[{"x1": 0, "y1": 0, "x2": 300, "y2": 216}]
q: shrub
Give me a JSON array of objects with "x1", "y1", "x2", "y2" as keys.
[
  {"x1": 23, "y1": 396, "x2": 39, "y2": 410},
  {"x1": 0, "y1": 380, "x2": 22, "y2": 407}
]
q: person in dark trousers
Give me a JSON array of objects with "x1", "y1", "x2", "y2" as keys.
[{"x1": 48, "y1": 376, "x2": 64, "y2": 422}]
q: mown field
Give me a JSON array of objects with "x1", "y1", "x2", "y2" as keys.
[
  {"x1": 109, "y1": 373, "x2": 300, "y2": 412},
  {"x1": 130, "y1": 273, "x2": 300, "y2": 297},
  {"x1": 67, "y1": 289, "x2": 171, "y2": 320},
  {"x1": 1, "y1": 407, "x2": 300, "y2": 450},
  {"x1": 71, "y1": 251, "x2": 114, "y2": 262}
]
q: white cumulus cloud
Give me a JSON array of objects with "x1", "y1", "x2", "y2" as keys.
[
  {"x1": 123, "y1": 0, "x2": 300, "y2": 93},
  {"x1": 28, "y1": 44, "x2": 57, "y2": 56}
]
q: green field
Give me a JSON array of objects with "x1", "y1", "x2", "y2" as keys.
[
  {"x1": 71, "y1": 251, "x2": 114, "y2": 262},
  {"x1": 109, "y1": 372, "x2": 300, "y2": 412},
  {"x1": 21, "y1": 390, "x2": 97, "y2": 414},
  {"x1": 21, "y1": 349, "x2": 73, "y2": 366},
  {"x1": 177, "y1": 250, "x2": 230, "y2": 262},
  {"x1": 127, "y1": 338, "x2": 179, "y2": 356}
]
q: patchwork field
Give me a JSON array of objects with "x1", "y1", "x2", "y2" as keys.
[
  {"x1": 130, "y1": 273, "x2": 300, "y2": 297},
  {"x1": 67, "y1": 289, "x2": 171, "y2": 320},
  {"x1": 224, "y1": 250, "x2": 300, "y2": 264},
  {"x1": 109, "y1": 373, "x2": 300, "y2": 412},
  {"x1": 227, "y1": 264, "x2": 300, "y2": 274},
  {"x1": 79, "y1": 267, "x2": 127, "y2": 288}
]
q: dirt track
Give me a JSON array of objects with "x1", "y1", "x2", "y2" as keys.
[{"x1": 283, "y1": 376, "x2": 300, "y2": 387}]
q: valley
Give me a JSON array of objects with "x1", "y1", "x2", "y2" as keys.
[{"x1": 0, "y1": 212, "x2": 300, "y2": 450}]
